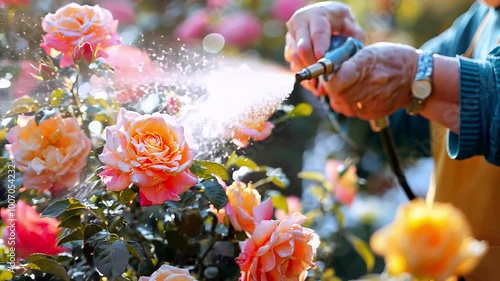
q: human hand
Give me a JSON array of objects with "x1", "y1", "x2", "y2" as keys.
[
  {"x1": 320, "y1": 42, "x2": 418, "y2": 120},
  {"x1": 284, "y1": 1, "x2": 366, "y2": 92}
]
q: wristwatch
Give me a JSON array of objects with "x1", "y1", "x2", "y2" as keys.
[{"x1": 407, "y1": 50, "x2": 433, "y2": 116}]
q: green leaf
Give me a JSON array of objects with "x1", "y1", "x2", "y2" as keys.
[
  {"x1": 125, "y1": 241, "x2": 146, "y2": 264},
  {"x1": 201, "y1": 179, "x2": 228, "y2": 210},
  {"x1": 84, "y1": 224, "x2": 105, "y2": 240},
  {"x1": 86, "y1": 230, "x2": 110, "y2": 245},
  {"x1": 194, "y1": 160, "x2": 229, "y2": 181},
  {"x1": 119, "y1": 188, "x2": 137, "y2": 206},
  {"x1": 42, "y1": 198, "x2": 84, "y2": 218},
  {"x1": 269, "y1": 193, "x2": 288, "y2": 213},
  {"x1": 93, "y1": 240, "x2": 130, "y2": 280},
  {"x1": 225, "y1": 152, "x2": 258, "y2": 170},
  {"x1": 59, "y1": 215, "x2": 83, "y2": 229},
  {"x1": 0, "y1": 270, "x2": 13, "y2": 281},
  {"x1": 26, "y1": 258, "x2": 70, "y2": 281},
  {"x1": 289, "y1": 102, "x2": 313, "y2": 117},
  {"x1": 34, "y1": 108, "x2": 58, "y2": 125},
  {"x1": 346, "y1": 233, "x2": 375, "y2": 272},
  {"x1": 190, "y1": 162, "x2": 213, "y2": 180},
  {"x1": 270, "y1": 176, "x2": 287, "y2": 188},
  {"x1": 297, "y1": 171, "x2": 326, "y2": 183},
  {"x1": 58, "y1": 228, "x2": 84, "y2": 246},
  {"x1": 50, "y1": 88, "x2": 66, "y2": 107},
  {"x1": 4, "y1": 96, "x2": 39, "y2": 117},
  {"x1": 26, "y1": 254, "x2": 55, "y2": 262}
]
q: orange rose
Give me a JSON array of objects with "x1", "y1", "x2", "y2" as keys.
[
  {"x1": 370, "y1": 199, "x2": 488, "y2": 281},
  {"x1": 1, "y1": 201, "x2": 65, "y2": 260},
  {"x1": 40, "y1": 3, "x2": 120, "y2": 68},
  {"x1": 98, "y1": 108, "x2": 198, "y2": 206},
  {"x1": 224, "y1": 181, "x2": 273, "y2": 234},
  {"x1": 236, "y1": 212, "x2": 320, "y2": 281},
  {"x1": 139, "y1": 264, "x2": 197, "y2": 281},
  {"x1": 5, "y1": 115, "x2": 91, "y2": 193}
]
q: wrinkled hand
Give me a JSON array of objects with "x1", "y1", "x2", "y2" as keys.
[
  {"x1": 284, "y1": 1, "x2": 366, "y2": 92},
  {"x1": 321, "y1": 43, "x2": 418, "y2": 120}
]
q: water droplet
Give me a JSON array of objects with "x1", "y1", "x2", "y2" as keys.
[
  {"x1": 0, "y1": 78, "x2": 11, "y2": 89},
  {"x1": 203, "y1": 33, "x2": 225, "y2": 54}
]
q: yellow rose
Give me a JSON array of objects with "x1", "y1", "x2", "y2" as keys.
[
  {"x1": 139, "y1": 264, "x2": 197, "y2": 281},
  {"x1": 370, "y1": 199, "x2": 488, "y2": 281}
]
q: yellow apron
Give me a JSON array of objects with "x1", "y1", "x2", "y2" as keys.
[{"x1": 428, "y1": 12, "x2": 500, "y2": 281}]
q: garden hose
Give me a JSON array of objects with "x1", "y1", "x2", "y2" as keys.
[{"x1": 295, "y1": 35, "x2": 416, "y2": 201}]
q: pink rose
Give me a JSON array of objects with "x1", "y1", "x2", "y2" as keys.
[
  {"x1": 139, "y1": 264, "x2": 197, "y2": 281},
  {"x1": 207, "y1": 0, "x2": 228, "y2": 8},
  {"x1": 175, "y1": 9, "x2": 210, "y2": 42},
  {"x1": 236, "y1": 212, "x2": 320, "y2": 281},
  {"x1": 5, "y1": 115, "x2": 91, "y2": 194},
  {"x1": 270, "y1": 0, "x2": 306, "y2": 22},
  {"x1": 0, "y1": 0, "x2": 30, "y2": 7},
  {"x1": 1, "y1": 201, "x2": 65, "y2": 260},
  {"x1": 98, "y1": 108, "x2": 198, "y2": 206},
  {"x1": 213, "y1": 12, "x2": 262, "y2": 49},
  {"x1": 224, "y1": 181, "x2": 273, "y2": 234},
  {"x1": 98, "y1": 0, "x2": 136, "y2": 25},
  {"x1": 232, "y1": 121, "x2": 274, "y2": 148},
  {"x1": 325, "y1": 159, "x2": 359, "y2": 206},
  {"x1": 99, "y1": 45, "x2": 161, "y2": 103},
  {"x1": 40, "y1": 3, "x2": 120, "y2": 68}
]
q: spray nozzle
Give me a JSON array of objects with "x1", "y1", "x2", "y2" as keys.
[{"x1": 295, "y1": 35, "x2": 364, "y2": 83}]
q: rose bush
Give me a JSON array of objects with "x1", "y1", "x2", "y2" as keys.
[
  {"x1": 1, "y1": 201, "x2": 65, "y2": 260},
  {"x1": 98, "y1": 108, "x2": 198, "y2": 206},
  {"x1": 236, "y1": 212, "x2": 320, "y2": 281},
  {"x1": 5, "y1": 115, "x2": 91, "y2": 194},
  {"x1": 40, "y1": 3, "x2": 120, "y2": 68}
]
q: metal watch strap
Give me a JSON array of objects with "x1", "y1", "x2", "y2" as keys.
[{"x1": 407, "y1": 50, "x2": 433, "y2": 116}]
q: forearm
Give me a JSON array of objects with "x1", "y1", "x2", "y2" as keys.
[{"x1": 419, "y1": 54, "x2": 460, "y2": 134}]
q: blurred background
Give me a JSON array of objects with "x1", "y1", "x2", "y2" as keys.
[{"x1": 0, "y1": 0, "x2": 476, "y2": 279}]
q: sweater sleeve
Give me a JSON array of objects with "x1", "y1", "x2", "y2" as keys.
[{"x1": 447, "y1": 47, "x2": 500, "y2": 165}]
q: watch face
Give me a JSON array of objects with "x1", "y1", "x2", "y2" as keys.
[{"x1": 411, "y1": 79, "x2": 432, "y2": 99}]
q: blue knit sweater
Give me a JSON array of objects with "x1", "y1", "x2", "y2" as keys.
[{"x1": 421, "y1": 1, "x2": 500, "y2": 165}]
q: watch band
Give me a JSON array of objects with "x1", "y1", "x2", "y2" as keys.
[{"x1": 407, "y1": 50, "x2": 433, "y2": 116}]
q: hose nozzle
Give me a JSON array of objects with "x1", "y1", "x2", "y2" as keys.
[{"x1": 295, "y1": 36, "x2": 363, "y2": 83}]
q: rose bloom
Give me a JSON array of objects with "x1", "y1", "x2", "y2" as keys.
[
  {"x1": 175, "y1": 8, "x2": 210, "y2": 42},
  {"x1": 5, "y1": 115, "x2": 91, "y2": 194},
  {"x1": 139, "y1": 264, "x2": 196, "y2": 281},
  {"x1": 40, "y1": 3, "x2": 120, "y2": 68},
  {"x1": 325, "y1": 159, "x2": 359, "y2": 206},
  {"x1": 237, "y1": 212, "x2": 320, "y2": 281},
  {"x1": 96, "y1": 45, "x2": 161, "y2": 103},
  {"x1": 0, "y1": 0, "x2": 30, "y2": 7},
  {"x1": 98, "y1": 108, "x2": 198, "y2": 206},
  {"x1": 1, "y1": 201, "x2": 65, "y2": 260},
  {"x1": 271, "y1": 0, "x2": 306, "y2": 22},
  {"x1": 213, "y1": 12, "x2": 262, "y2": 49},
  {"x1": 224, "y1": 181, "x2": 273, "y2": 234},
  {"x1": 370, "y1": 199, "x2": 489, "y2": 281},
  {"x1": 232, "y1": 121, "x2": 274, "y2": 148}
]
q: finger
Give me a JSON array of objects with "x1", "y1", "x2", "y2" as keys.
[
  {"x1": 294, "y1": 24, "x2": 318, "y2": 67},
  {"x1": 328, "y1": 96, "x2": 355, "y2": 117},
  {"x1": 309, "y1": 16, "x2": 331, "y2": 59},
  {"x1": 284, "y1": 33, "x2": 299, "y2": 63},
  {"x1": 343, "y1": 18, "x2": 367, "y2": 43}
]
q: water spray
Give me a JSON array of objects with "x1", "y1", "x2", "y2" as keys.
[{"x1": 295, "y1": 35, "x2": 416, "y2": 201}]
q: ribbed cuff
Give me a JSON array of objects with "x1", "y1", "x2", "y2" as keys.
[{"x1": 447, "y1": 56, "x2": 483, "y2": 159}]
